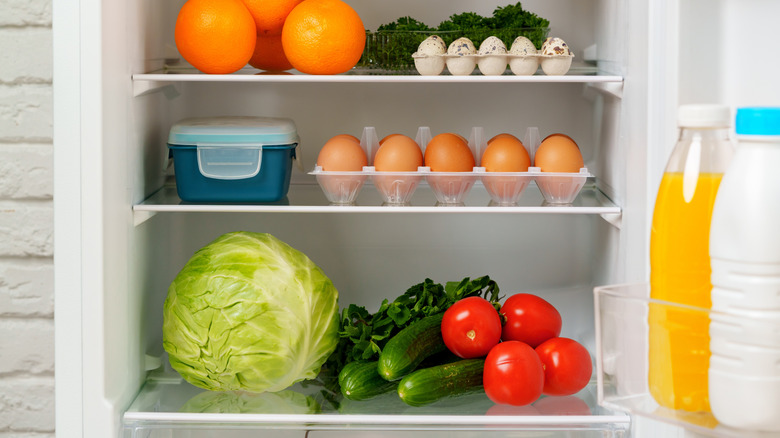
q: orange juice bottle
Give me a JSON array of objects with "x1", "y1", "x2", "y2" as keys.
[{"x1": 649, "y1": 104, "x2": 733, "y2": 412}]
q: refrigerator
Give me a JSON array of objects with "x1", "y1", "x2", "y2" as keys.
[{"x1": 52, "y1": 0, "x2": 780, "y2": 437}]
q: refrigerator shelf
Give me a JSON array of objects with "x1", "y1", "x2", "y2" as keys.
[
  {"x1": 132, "y1": 182, "x2": 621, "y2": 226},
  {"x1": 122, "y1": 375, "x2": 630, "y2": 436},
  {"x1": 594, "y1": 283, "x2": 780, "y2": 438},
  {"x1": 131, "y1": 65, "x2": 623, "y2": 97}
]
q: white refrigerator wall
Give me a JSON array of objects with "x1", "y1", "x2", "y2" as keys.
[{"x1": 54, "y1": 0, "x2": 653, "y2": 437}]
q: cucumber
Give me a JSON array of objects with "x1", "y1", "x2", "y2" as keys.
[
  {"x1": 377, "y1": 313, "x2": 446, "y2": 381},
  {"x1": 397, "y1": 359, "x2": 485, "y2": 407},
  {"x1": 338, "y1": 360, "x2": 398, "y2": 401}
]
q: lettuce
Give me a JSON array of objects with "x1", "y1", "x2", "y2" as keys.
[{"x1": 163, "y1": 232, "x2": 339, "y2": 393}]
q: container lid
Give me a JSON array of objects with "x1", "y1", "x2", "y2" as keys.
[
  {"x1": 736, "y1": 107, "x2": 780, "y2": 136},
  {"x1": 677, "y1": 104, "x2": 730, "y2": 128},
  {"x1": 168, "y1": 116, "x2": 298, "y2": 146}
]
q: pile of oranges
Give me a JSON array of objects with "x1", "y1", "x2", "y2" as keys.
[{"x1": 174, "y1": 0, "x2": 365, "y2": 75}]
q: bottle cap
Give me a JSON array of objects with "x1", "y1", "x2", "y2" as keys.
[
  {"x1": 736, "y1": 107, "x2": 780, "y2": 136},
  {"x1": 678, "y1": 104, "x2": 731, "y2": 128}
]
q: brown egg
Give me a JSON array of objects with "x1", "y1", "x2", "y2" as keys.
[
  {"x1": 317, "y1": 134, "x2": 367, "y2": 171},
  {"x1": 488, "y1": 133, "x2": 521, "y2": 145},
  {"x1": 424, "y1": 133, "x2": 475, "y2": 172},
  {"x1": 454, "y1": 133, "x2": 469, "y2": 145},
  {"x1": 374, "y1": 134, "x2": 423, "y2": 171},
  {"x1": 331, "y1": 133, "x2": 360, "y2": 143},
  {"x1": 379, "y1": 133, "x2": 403, "y2": 145},
  {"x1": 534, "y1": 134, "x2": 583, "y2": 172},
  {"x1": 542, "y1": 133, "x2": 577, "y2": 145},
  {"x1": 481, "y1": 136, "x2": 531, "y2": 172}
]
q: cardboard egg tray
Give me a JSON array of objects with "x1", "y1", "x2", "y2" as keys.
[
  {"x1": 412, "y1": 53, "x2": 574, "y2": 76},
  {"x1": 309, "y1": 126, "x2": 592, "y2": 206}
]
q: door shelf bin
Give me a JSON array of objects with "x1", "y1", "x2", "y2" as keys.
[
  {"x1": 122, "y1": 374, "x2": 629, "y2": 437},
  {"x1": 594, "y1": 283, "x2": 779, "y2": 438}
]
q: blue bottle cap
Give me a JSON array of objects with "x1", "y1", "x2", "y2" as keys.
[{"x1": 735, "y1": 107, "x2": 780, "y2": 136}]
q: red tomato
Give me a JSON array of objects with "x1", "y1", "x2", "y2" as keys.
[
  {"x1": 535, "y1": 337, "x2": 593, "y2": 396},
  {"x1": 441, "y1": 296, "x2": 502, "y2": 358},
  {"x1": 500, "y1": 293, "x2": 562, "y2": 347},
  {"x1": 483, "y1": 341, "x2": 544, "y2": 406}
]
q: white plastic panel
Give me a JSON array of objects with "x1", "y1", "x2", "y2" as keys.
[{"x1": 678, "y1": 0, "x2": 780, "y2": 107}]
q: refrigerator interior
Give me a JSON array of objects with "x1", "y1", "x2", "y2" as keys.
[{"x1": 52, "y1": 0, "x2": 663, "y2": 436}]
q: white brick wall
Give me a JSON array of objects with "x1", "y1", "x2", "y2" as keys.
[{"x1": 0, "y1": 0, "x2": 55, "y2": 436}]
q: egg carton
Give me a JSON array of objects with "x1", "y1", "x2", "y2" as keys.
[
  {"x1": 412, "y1": 53, "x2": 575, "y2": 76},
  {"x1": 309, "y1": 126, "x2": 592, "y2": 206}
]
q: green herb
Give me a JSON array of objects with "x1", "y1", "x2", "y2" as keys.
[
  {"x1": 324, "y1": 276, "x2": 500, "y2": 375},
  {"x1": 489, "y1": 2, "x2": 550, "y2": 29},
  {"x1": 438, "y1": 12, "x2": 488, "y2": 31},
  {"x1": 377, "y1": 16, "x2": 433, "y2": 32}
]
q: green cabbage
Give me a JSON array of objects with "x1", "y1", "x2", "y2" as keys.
[{"x1": 163, "y1": 232, "x2": 339, "y2": 393}]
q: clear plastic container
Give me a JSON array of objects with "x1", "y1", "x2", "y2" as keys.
[
  {"x1": 594, "y1": 283, "x2": 780, "y2": 438},
  {"x1": 363, "y1": 28, "x2": 549, "y2": 73},
  {"x1": 310, "y1": 126, "x2": 591, "y2": 206},
  {"x1": 167, "y1": 116, "x2": 299, "y2": 203},
  {"x1": 310, "y1": 127, "x2": 428, "y2": 205},
  {"x1": 648, "y1": 104, "x2": 733, "y2": 413},
  {"x1": 532, "y1": 167, "x2": 591, "y2": 205}
]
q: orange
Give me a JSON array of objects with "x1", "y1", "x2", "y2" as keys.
[
  {"x1": 175, "y1": 0, "x2": 257, "y2": 74},
  {"x1": 241, "y1": 0, "x2": 304, "y2": 36},
  {"x1": 281, "y1": 0, "x2": 366, "y2": 75},
  {"x1": 249, "y1": 34, "x2": 293, "y2": 71}
]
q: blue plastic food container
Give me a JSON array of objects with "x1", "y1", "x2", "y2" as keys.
[{"x1": 167, "y1": 116, "x2": 299, "y2": 202}]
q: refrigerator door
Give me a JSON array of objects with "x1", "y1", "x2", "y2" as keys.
[{"x1": 601, "y1": 1, "x2": 780, "y2": 437}]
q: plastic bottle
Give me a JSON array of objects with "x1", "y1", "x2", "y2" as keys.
[
  {"x1": 648, "y1": 104, "x2": 733, "y2": 412},
  {"x1": 709, "y1": 107, "x2": 780, "y2": 431}
]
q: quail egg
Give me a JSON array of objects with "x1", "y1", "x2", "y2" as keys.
[
  {"x1": 413, "y1": 35, "x2": 447, "y2": 75},
  {"x1": 541, "y1": 37, "x2": 572, "y2": 56},
  {"x1": 539, "y1": 37, "x2": 574, "y2": 76},
  {"x1": 446, "y1": 37, "x2": 477, "y2": 76},
  {"x1": 478, "y1": 36, "x2": 507, "y2": 55},
  {"x1": 510, "y1": 36, "x2": 537, "y2": 56},
  {"x1": 476, "y1": 36, "x2": 508, "y2": 76},
  {"x1": 417, "y1": 35, "x2": 447, "y2": 55},
  {"x1": 508, "y1": 36, "x2": 539, "y2": 76},
  {"x1": 448, "y1": 37, "x2": 477, "y2": 56}
]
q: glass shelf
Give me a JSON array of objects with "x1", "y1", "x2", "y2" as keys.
[
  {"x1": 122, "y1": 371, "x2": 630, "y2": 437},
  {"x1": 131, "y1": 64, "x2": 623, "y2": 97},
  {"x1": 132, "y1": 182, "x2": 621, "y2": 226}
]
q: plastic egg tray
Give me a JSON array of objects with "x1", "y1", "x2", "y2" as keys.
[
  {"x1": 309, "y1": 126, "x2": 592, "y2": 206},
  {"x1": 412, "y1": 53, "x2": 574, "y2": 76}
]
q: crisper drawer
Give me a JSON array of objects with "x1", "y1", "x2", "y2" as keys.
[{"x1": 122, "y1": 372, "x2": 629, "y2": 437}]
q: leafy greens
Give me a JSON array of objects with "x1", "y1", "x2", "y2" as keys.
[{"x1": 325, "y1": 276, "x2": 501, "y2": 373}]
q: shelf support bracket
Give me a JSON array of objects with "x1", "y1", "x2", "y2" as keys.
[
  {"x1": 585, "y1": 82, "x2": 624, "y2": 100},
  {"x1": 132, "y1": 81, "x2": 180, "y2": 99},
  {"x1": 133, "y1": 210, "x2": 157, "y2": 227},
  {"x1": 600, "y1": 212, "x2": 622, "y2": 229}
]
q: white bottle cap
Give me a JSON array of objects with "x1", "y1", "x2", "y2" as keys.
[{"x1": 678, "y1": 104, "x2": 731, "y2": 128}]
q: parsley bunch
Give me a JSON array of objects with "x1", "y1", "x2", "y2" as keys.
[
  {"x1": 324, "y1": 276, "x2": 501, "y2": 374},
  {"x1": 361, "y1": 2, "x2": 551, "y2": 70}
]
